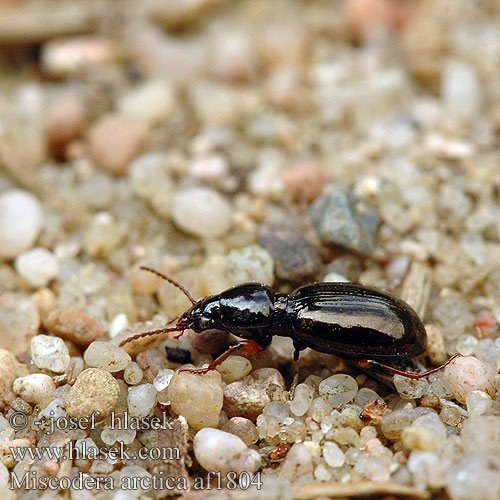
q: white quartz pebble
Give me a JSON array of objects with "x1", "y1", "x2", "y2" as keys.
[
  {"x1": 13, "y1": 374, "x2": 55, "y2": 404},
  {"x1": 84, "y1": 341, "x2": 131, "y2": 372},
  {"x1": 15, "y1": 248, "x2": 59, "y2": 287},
  {"x1": 0, "y1": 190, "x2": 43, "y2": 258},
  {"x1": 193, "y1": 428, "x2": 261, "y2": 474},
  {"x1": 30, "y1": 334, "x2": 70, "y2": 373},
  {"x1": 323, "y1": 441, "x2": 345, "y2": 467},
  {"x1": 444, "y1": 356, "x2": 497, "y2": 404},
  {"x1": 127, "y1": 384, "x2": 157, "y2": 418},
  {"x1": 171, "y1": 187, "x2": 232, "y2": 238}
]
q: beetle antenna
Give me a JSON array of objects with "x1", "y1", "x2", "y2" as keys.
[
  {"x1": 358, "y1": 353, "x2": 461, "y2": 380},
  {"x1": 140, "y1": 266, "x2": 196, "y2": 305},
  {"x1": 119, "y1": 326, "x2": 187, "y2": 348}
]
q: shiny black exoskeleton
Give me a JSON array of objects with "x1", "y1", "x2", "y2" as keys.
[
  {"x1": 176, "y1": 282, "x2": 427, "y2": 362},
  {"x1": 121, "y1": 267, "x2": 458, "y2": 379}
]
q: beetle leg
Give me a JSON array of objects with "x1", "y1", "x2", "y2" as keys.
[
  {"x1": 179, "y1": 340, "x2": 263, "y2": 374},
  {"x1": 292, "y1": 341, "x2": 305, "y2": 361},
  {"x1": 357, "y1": 353, "x2": 461, "y2": 380}
]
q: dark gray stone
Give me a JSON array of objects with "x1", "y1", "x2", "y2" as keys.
[
  {"x1": 309, "y1": 185, "x2": 378, "y2": 255},
  {"x1": 257, "y1": 225, "x2": 321, "y2": 284}
]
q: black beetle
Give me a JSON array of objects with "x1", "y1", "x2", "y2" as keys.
[{"x1": 120, "y1": 266, "x2": 458, "y2": 379}]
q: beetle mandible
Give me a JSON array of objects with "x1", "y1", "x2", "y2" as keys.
[{"x1": 120, "y1": 266, "x2": 459, "y2": 379}]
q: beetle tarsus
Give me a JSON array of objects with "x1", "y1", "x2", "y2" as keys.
[
  {"x1": 357, "y1": 353, "x2": 462, "y2": 380},
  {"x1": 179, "y1": 339, "x2": 263, "y2": 374}
]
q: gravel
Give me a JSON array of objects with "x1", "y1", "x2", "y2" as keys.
[{"x1": 0, "y1": 0, "x2": 499, "y2": 498}]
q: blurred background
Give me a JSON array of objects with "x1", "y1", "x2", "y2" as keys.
[{"x1": 0, "y1": 0, "x2": 500, "y2": 341}]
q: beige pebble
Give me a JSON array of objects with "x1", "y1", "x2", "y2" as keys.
[
  {"x1": 0, "y1": 349, "x2": 29, "y2": 408},
  {"x1": 221, "y1": 417, "x2": 259, "y2": 445},
  {"x1": 168, "y1": 370, "x2": 223, "y2": 430},
  {"x1": 88, "y1": 114, "x2": 149, "y2": 175},
  {"x1": 282, "y1": 163, "x2": 326, "y2": 202},
  {"x1": 0, "y1": 292, "x2": 40, "y2": 356},
  {"x1": 13, "y1": 374, "x2": 56, "y2": 404},
  {"x1": 44, "y1": 93, "x2": 87, "y2": 150},
  {"x1": 223, "y1": 368, "x2": 286, "y2": 421},
  {"x1": 444, "y1": 356, "x2": 498, "y2": 404},
  {"x1": 216, "y1": 355, "x2": 252, "y2": 383},
  {"x1": 425, "y1": 324, "x2": 447, "y2": 365},
  {"x1": 44, "y1": 308, "x2": 105, "y2": 347},
  {"x1": 84, "y1": 341, "x2": 131, "y2": 372},
  {"x1": 64, "y1": 368, "x2": 119, "y2": 418}
]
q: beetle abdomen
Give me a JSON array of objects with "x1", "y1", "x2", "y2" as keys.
[{"x1": 288, "y1": 283, "x2": 427, "y2": 360}]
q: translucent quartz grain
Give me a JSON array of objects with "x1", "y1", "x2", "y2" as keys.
[
  {"x1": 263, "y1": 402, "x2": 289, "y2": 424},
  {"x1": 440, "y1": 406, "x2": 462, "y2": 426},
  {"x1": 123, "y1": 362, "x2": 143, "y2": 385},
  {"x1": 323, "y1": 441, "x2": 344, "y2": 467},
  {"x1": 127, "y1": 384, "x2": 157, "y2": 418},
  {"x1": 393, "y1": 375, "x2": 428, "y2": 399},
  {"x1": 289, "y1": 383, "x2": 314, "y2": 416},
  {"x1": 318, "y1": 374, "x2": 358, "y2": 407},
  {"x1": 84, "y1": 341, "x2": 131, "y2": 373}
]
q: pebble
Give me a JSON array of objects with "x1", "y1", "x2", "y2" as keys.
[
  {"x1": 461, "y1": 415, "x2": 500, "y2": 454},
  {"x1": 168, "y1": 370, "x2": 223, "y2": 430},
  {"x1": 118, "y1": 80, "x2": 175, "y2": 125},
  {"x1": 88, "y1": 114, "x2": 149, "y2": 175},
  {"x1": 127, "y1": 384, "x2": 157, "y2": 418},
  {"x1": 226, "y1": 245, "x2": 274, "y2": 285},
  {"x1": 44, "y1": 93, "x2": 87, "y2": 151},
  {"x1": 280, "y1": 443, "x2": 313, "y2": 480},
  {"x1": 0, "y1": 292, "x2": 40, "y2": 355},
  {"x1": 0, "y1": 349, "x2": 29, "y2": 408},
  {"x1": 13, "y1": 374, "x2": 55, "y2": 405},
  {"x1": 223, "y1": 368, "x2": 286, "y2": 421},
  {"x1": 323, "y1": 441, "x2": 345, "y2": 467},
  {"x1": 263, "y1": 401, "x2": 289, "y2": 424},
  {"x1": 83, "y1": 212, "x2": 126, "y2": 258},
  {"x1": 309, "y1": 185, "x2": 379, "y2": 256},
  {"x1": 257, "y1": 226, "x2": 320, "y2": 284},
  {"x1": 0, "y1": 190, "x2": 43, "y2": 258},
  {"x1": 466, "y1": 390, "x2": 492, "y2": 418},
  {"x1": 43, "y1": 308, "x2": 105, "y2": 347},
  {"x1": 128, "y1": 152, "x2": 173, "y2": 200},
  {"x1": 401, "y1": 426, "x2": 443, "y2": 452},
  {"x1": 425, "y1": 324, "x2": 447, "y2": 366},
  {"x1": 444, "y1": 355, "x2": 497, "y2": 404},
  {"x1": 84, "y1": 341, "x2": 131, "y2": 373},
  {"x1": 14, "y1": 248, "x2": 59, "y2": 288},
  {"x1": 282, "y1": 163, "x2": 326, "y2": 202},
  {"x1": 441, "y1": 61, "x2": 482, "y2": 120},
  {"x1": 318, "y1": 374, "x2": 358, "y2": 407},
  {"x1": 221, "y1": 417, "x2": 259, "y2": 445},
  {"x1": 393, "y1": 375, "x2": 428, "y2": 399},
  {"x1": 289, "y1": 383, "x2": 314, "y2": 417},
  {"x1": 151, "y1": 370, "x2": 173, "y2": 397},
  {"x1": 188, "y1": 154, "x2": 229, "y2": 184},
  {"x1": 171, "y1": 187, "x2": 233, "y2": 238},
  {"x1": 123, "y1": 362, "x2": 144, "y2": 386},
  {"x1": 382, "y1": 407, "x2": 417, "y2": 439},
  {"x1": 193, "y1": 428, "x2": 261, "y2": 474},
  {"x1": 323, "y1": 271, "x2": 350, "y2": 283},
  {"x1": 446, "y1": 454, "x2": 500, "y2": 500},
  {"x1": 64, "y1": 368, "x2": 119, "y2": 418},
  {"x1": 191, "y1": 329, "x2": 229, "y2": 355},
  {"x1": 30, "y1": 335, "x2": 70, "y2": 374},
  {"x1": 215, "y1": 355, "x2": 252, "y2": 383},
  {"x1": 41, "y1": 36, "x2": 117, "y2": 77}
]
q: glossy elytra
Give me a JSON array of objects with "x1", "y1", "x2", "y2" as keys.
[{"x1": 120, "y1": 266, "x2": 459, "y2": 379}]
